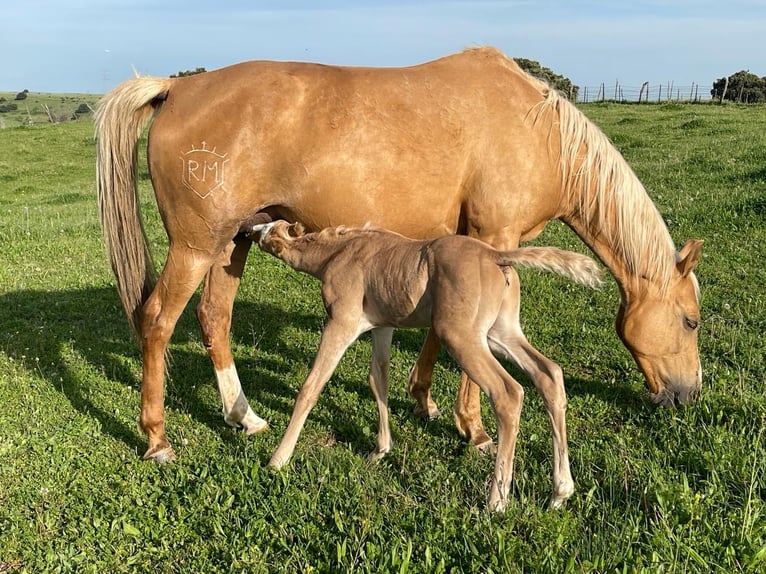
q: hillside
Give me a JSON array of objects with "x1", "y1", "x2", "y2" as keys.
[{"x1": 0, "y1": 91, "x2": 100, "y2": 128}]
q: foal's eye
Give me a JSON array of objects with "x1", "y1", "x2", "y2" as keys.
[{"x1": 684, "y1": 317, "x2": 699, "y2": 330}]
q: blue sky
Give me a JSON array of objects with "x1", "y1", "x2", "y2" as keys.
[{"x1": 2, "y1": 0, "x2": 765, "y2": 94}]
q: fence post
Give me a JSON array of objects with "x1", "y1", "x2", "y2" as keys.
[
  {"x1": 639, "y1": 81, "x2": 649, "y2": 103},
  {"x1": 720, "y1": 77, "x2": 729, "y2": 103}
]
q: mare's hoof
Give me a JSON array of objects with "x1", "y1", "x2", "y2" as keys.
[
  {"x1": 241, "y1": 415, "x2": 269, "y2": 435},
  {"x1": 412, "y1": 404, "x2": 441, "y2": 420},
  {"x1": 226, "y1": 410, "x2": 269, "y2": 435},
  {"x1": 473, "y1": 435, "x2": 496, "y2": 455},
  {"x1": 142, "y1": 444, "x2": 177, "y2": 464}
]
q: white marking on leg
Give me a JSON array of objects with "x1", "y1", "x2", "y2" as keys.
[{"x1": 215, "y1": 364, "x2": 268, "y2": 434}]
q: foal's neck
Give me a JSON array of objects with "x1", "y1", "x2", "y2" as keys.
[{"x1": 278, "y1": 234, "x2": 352, "y2": 279}]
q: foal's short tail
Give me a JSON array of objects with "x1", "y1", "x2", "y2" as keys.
[
  {"x1": 95, "y1": 76, "x2": 174, "y2": 337},
  {"x1": 498, "y1": 247, "x2": 603, "y2": 289}
]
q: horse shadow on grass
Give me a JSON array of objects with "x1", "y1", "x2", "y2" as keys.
[
  {"x1": 0, "y1": 286, "x2": 648, "y2": 461},
  {"x1": 0, "y1": 286, "x2": 325, "y2": 456}
]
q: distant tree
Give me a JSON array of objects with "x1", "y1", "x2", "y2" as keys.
[
  {"x1": 712, "y1": 71, "x2": 766, "y2": 103},
  {"x1": 14, "y1": 89, "x2": 29, "y2": 101},
  {"x1": 74, "y1": 103, "x2": 92, "y2": 115},
  {"x1": 170, "y1": 67, "x2": 207, "y2": 78},
  {"x1": 514, "y1": 58, "x2": 579, "y2": 100}
]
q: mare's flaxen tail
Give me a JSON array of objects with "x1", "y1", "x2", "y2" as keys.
[
  {"x1": 498, "y1": 247, "x2": 603, "y2": 289},
  {"x1": 95, "y1": 76, "x2": 174, "y2": 337}
]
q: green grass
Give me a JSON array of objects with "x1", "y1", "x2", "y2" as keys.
[{"x1": 0, "y1": 102, "x2": 765, "y2": 573}]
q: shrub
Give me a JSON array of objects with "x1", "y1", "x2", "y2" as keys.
[
  {"x1": 0, "y1": 103, "x2": 18, "y2": 113},
  {"x1": 170, "y1": 67, "x2": 207, "y2": 78},
  {"x1": 711, "y1": 71, "x2": 766, "y2": 103},
  {"x1": 514, "y1": 58, "x2": 579, "y2": 100},
  {"x1": 14, "y1": 90, "x2": 29, "y2": 101}
]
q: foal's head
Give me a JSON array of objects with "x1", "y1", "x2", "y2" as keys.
[{"x1": 248, "y1": 220, "x2": 307, "y2": 257}]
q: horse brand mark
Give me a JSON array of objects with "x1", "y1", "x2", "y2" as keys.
[{"x1": 180, "y1": 142, "x2": 229, "y2": 199}]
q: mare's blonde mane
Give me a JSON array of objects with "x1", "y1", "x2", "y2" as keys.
[{"x1": 535, "y1": 88, "x2": 677, "y2": 291}]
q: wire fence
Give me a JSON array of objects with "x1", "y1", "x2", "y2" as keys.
[{"x1": 575, "y1": 81, "x2": 712, "y2": 103}]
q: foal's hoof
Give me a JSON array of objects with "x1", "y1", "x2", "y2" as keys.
[
  {"x1": 549, "y1": 483, "x2": 575, "y2": 510},
  {"x1": 367, "y1": 448, "x2": 390, "y2": 463},
  {"x1": 142, "y1": 444, "x2": 177, "y2": 464}
]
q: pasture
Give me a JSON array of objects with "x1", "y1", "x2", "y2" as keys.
[{"x1": 0, "y1": 101, "x2": 764, "y2": 572}]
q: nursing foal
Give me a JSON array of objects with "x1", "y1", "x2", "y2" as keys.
[{"x1": 247, "y1": 220, "x2": 602, "y2": 512}]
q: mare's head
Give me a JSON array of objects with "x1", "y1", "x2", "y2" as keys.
[{"x1": 616, "y1": 239, "x2": 703, "y2": 407}]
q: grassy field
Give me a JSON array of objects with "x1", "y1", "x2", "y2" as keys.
[
  {"x1": 0, "y1": 101, "x2": 764, "y2": 573},
  {"x1": 0, "y1": 92, "x2": 99, "y2": 128}
]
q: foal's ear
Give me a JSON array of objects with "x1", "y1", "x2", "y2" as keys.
[
  {"x1": 288, "y1": 223, "x2": 305, "y2": 237},
  {"x1": 676, "y1": 239, "x2": 703, "y2": 277}
]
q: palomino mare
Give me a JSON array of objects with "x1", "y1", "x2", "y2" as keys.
[
  {"x1": 95, "y1": 47, "x2": 703, "y2": 466},
  {"x1": 244, "y1": 220, "x2": 602, "y2": 511}
]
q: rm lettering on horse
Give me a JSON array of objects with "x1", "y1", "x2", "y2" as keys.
[{"x1": 180, "y1": 142, "x2": 229, "y2": 199}]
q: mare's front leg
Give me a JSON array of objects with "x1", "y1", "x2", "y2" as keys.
[
  {"x1": 368, "y1": 328, "x2": 394, "y2": 461},
  {"x1": 197, "y1": 237, "x2": 268, "y2": 434},
  {"x1": 407, "y1": 329, "x2": 441, "y2": 419},
  {"x1": 269, "y1": 316, "x2": 363, "y2": 469},
  {"x1": 141, "y1": 245, "x2": 218, "y2": 462},
  {"x1": 409, "y1": 330, "x2": 493, "y2": 450}
]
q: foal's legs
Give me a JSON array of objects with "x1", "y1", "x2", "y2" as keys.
[
  {"x1": 487, "y1": 273, "x2": 574, "y2": 508},
  {"x1": 197, "y1": 238, "x2": 268, "y2": 434},
  {"x1": 269, "y1": 317, "x2": 363, "y2": 469},
  {"x1": 140, "y1": 244, "x2": 218, "y2": 462},
  {"x1": 368, "y1": 327, "x2": 394, "y2": 461},
  {"x1": 439, "y1": 331, "x2": 524, "y2": 513},
  {"x1": 408, "y1": 231, "x2": 522, "y2": 450}
]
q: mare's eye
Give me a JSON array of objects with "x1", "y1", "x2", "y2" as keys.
[{"x1": 684, "y1": 317, "x2": 699, "y2": 330}]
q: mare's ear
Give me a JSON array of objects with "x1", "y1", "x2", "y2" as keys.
[{"x1": 676, "y1": 239, "x2": 703, "y2": 277}]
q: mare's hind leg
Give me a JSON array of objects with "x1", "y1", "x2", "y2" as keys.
[
  {"x1": 368, "y1": 328, "x2": 394, "y2": 461},
  {"x1": 487, "y1": 273, "x2": 574, "y2": 508},
  {"x1": 140, "y1": 244, "x2": 218, "y2": 463},
  {"x1": 197, "y1": 237, "x2": 268, "y2": 435}
]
